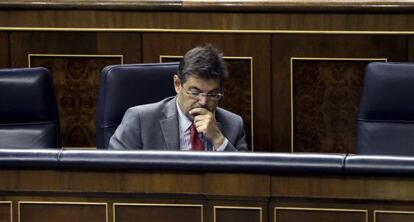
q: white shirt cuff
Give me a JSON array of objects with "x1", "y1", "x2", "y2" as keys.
[{"x1": 214, "y1": 138, "x2": 228, "y2": 151}]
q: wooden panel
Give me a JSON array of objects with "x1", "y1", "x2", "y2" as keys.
[
  {"x1": 0, "y1": 202, "x2": 11, "y2": 222},
  {"x1": 10, "y1": 32, "x2": 96, "y2": 67},
  {"x1": 96, "y1": 32, "x2": 141, "y2": 64},
  {"x1": 30, "y1": 55, "x2": 122, "y2": 147},
  {"x1": 274, "y1": 207, "x2": 366, "y2": 222},
  {"x1": 292, "y1": 59, "x2": 383, "y2": 153},
  {"x1": 215, "y1": 206, "x2": 262, "y2": 222},
  {"x1": 271, "y1": 175, "x2": 414, "y2": 201},
  {"x1": 409, "y1": 36, "x2": 414, "y2": 62},
  {"x1": 272, "y1": 34, "x2": 407, "y2": 153},
  {"x1": 10, "y1": 31, "x2": 141, "y2": 147},
  {"x1": 114, "y1": 203, "x2": 202, "y2": 222},
  {"x1": 143, "y1": 33, "x2": 271, "y2": 151},
  {"x1": 0, "y1": 32, "x2": 7, "y2": 68},
  {"x1": 5, "y1": 167, "x2": 414, "y2": 222},
  {"x1": 0, "y1": 169, "x2": 205, "y2": 194},
  {"x1": 2, "y1": 10, "x2": 414, "y2": 32},
  {"x1": 375, "y1": 211, "x2": 414, "y2": 222},
  {"x1": 19, "y1": 202, "x2": 107, "y2": 222},
  {"x1": 205, "y1": 173, "x2": 269, "y2": 197},
  {"x1": 9, "y1": 32, "x2": 141, "y2": 66}
]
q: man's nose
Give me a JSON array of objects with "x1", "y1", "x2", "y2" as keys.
[{"x1": 198, "y1": 94, "x2": 208, "y2": 105}]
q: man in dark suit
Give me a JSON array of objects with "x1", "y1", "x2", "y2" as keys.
[{"x1": 109, "y1": 45, "x2": 248, "y2": 151}]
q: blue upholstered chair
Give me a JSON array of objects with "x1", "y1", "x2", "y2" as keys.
[
  {"x1": 96, "y1": 62, "x2": 179, "y2": 149},
  {"x1": 0, "y1": 67, "x2": 60, "y2": 148},
  {"x1": 356, "y1": 62, "x2": 414, "y2": 155}
]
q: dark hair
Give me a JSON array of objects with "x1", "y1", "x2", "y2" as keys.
[{"x1": 178, "y1": 45, "x2": 228, "y2": 87}]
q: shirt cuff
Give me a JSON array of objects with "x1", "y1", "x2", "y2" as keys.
[{"x1": 214, "y1": 138, "x2": 228, "y2": 151}]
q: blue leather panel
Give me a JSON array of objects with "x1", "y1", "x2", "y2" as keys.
[
  {"x1": 0, "y1": 67, "x2": 56, "y2": 123},
  {"x1": 0, "y1": 123, "x2": 58, "y2": 148},
  {"x1": 357, "y1": 62, "x2": 414, "y2": 155},
  {"x1": 0, "y1": 149, "x2": 60, "y2": 167},
  {"x1": 0, "y1": 67, "x2": 60, "y2": 148},
  {"x1": 358, "y1": 62, "x2": 414, "y2": 121},
  {"x1": 0, "y1": 149, "x2": 342, "y2": 174},
  {"x1": 1, "y1": 149, "x2": 414, "y2": 176},
  {"x1": 59, "y1": 150, "x2": 345, "y2": 174},
  {"x1": 357, "y1": 121, "x2": 414, "y2": 155},
  {"x1": 345, "y1": 154, "x2": 414, "y2": 176},
  {"x1": 96, "y1": 62, "x2": 179, "y2": 148}
]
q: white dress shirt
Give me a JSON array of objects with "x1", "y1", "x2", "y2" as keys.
[{"x1": 176, "y1": 101, "x2": 228, "y2": 151}]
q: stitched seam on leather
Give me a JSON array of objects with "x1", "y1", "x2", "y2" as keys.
[{"x1": 342, "y1": 153, "x2": 349, "y2": 175}]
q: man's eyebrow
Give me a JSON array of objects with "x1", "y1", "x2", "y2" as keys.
[
  {"x1": 188, "y1": 87, "x2": 221, "y2": 93},
  {"x1": 188, "y1": 86, "x2": 201, "y2": 91}
]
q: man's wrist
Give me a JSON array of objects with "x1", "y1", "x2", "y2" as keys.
[
  {"x1": 212, "y1": 134, "x2": 225, "y2": 148},
  {"x1": 214, "y1": 137, "x2": 228, "y2": 151}
]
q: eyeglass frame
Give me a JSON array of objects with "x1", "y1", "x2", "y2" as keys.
[{"x1": 181, "y1": 86, "x2": 224, "y2": 101}]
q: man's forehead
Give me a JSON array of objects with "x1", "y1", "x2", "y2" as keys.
[
  {"x1": 184, "y1": 74, "x2": 219, "y2": 84},
  {"x1": 184, "y1": 78, "x2": 220, "y2": 90}
]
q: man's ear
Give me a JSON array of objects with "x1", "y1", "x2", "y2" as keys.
[{"x1": 173, "y1": 75, "x2": 181, "y2": 94}]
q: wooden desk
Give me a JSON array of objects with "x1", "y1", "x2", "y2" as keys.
[{"x1": 1, "y1": 167, "x2": 414, "y2": 222}]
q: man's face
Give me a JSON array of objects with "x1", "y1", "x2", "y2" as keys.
[{"x1": 174, "y1": 74, "x2": 222, "y2": 119}]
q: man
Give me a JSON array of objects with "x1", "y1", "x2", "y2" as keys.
[{"x1": 109, "y1": 45, "x2": 248, "y2": 151}]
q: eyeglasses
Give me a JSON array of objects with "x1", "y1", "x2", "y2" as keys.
[{"x1": 182, "y1": 87, "x2": 224, "y2": 101}]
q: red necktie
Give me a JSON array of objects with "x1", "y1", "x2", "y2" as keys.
[{"x1": 190, "y1": 124, "x2": 204, "y2": 151}]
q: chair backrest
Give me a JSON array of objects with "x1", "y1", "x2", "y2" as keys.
[
  {"x1": 96, "y1": 62, "x2": 179, "y2": 149},
  {"x1": 356, "y1": 62, "x2": 414, "y2": 155},
  {"x1": 0, "y1": 67, "x2": 60, "y2": 148}
]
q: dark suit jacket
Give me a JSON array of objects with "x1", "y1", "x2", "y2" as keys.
[{"x1": 108, "y1": 96, "x2": 248, "y2": 151}]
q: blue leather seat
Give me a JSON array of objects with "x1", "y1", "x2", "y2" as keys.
[
  {"x1": 0, "y1": 67, "x2": 60, "y2": 148},
  {"x1": 96, "y1": 62, "x2": 179, "y2": 149},
  {"x1": 356, "y1": 62, "x2": 414, "y2": 155}
]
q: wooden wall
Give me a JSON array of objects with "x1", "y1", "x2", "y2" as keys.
[
  {"x1": 1, "y1": 1, "x2": 414, "y2": 152},
  {"x1": 3, "y1": 167, "x2": 414, "y2": 222}
]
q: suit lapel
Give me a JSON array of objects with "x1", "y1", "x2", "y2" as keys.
[
  {"x1": 160, "y1": 97, "x2": 180, "y2": 150},
  {"x1": 215, "y1": 110, "x2": 223, "y2": 133}
]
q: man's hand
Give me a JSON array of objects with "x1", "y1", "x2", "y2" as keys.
[{"x1": 189, "y1": 108, "x2": 225, "y2": 149}]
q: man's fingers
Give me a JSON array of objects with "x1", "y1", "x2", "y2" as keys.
[{"x1": 189, "y1": 107, "x2": 209, "y2": 116}]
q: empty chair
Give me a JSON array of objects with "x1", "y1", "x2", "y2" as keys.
[
  {"x1": 0, "y1": 67, "x2": 60, "y2": 148},
  {"x1": 356, "y1": 62, "x2": 414, "y2": 155},
  {"x1": 96, "y1": 62, "x2": 179, "y2": 149}
]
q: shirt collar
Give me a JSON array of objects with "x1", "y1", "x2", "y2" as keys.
[{"x1": 176, "y1": 98, "x2": 192, "y2": 133}]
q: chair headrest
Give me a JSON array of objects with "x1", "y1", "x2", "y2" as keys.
[
  {"x1": 358, "y1": 62, "x2": 414, "y2": 121},
  {"x1": 97, "y1": 62, "x2": 179, "y2": 128},
  {"x1": 0, "y1": 67, "x2": 57, "y2": 124}
]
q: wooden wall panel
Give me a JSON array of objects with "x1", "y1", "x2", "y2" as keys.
[
  {"x1": 2, "y1": 10, "x2": 414, "y2": 32},
  {"x1": 114, "y1": 204, "x2": 202, "y2": 222},
  {"x1": 10, "y1": 32, "x2": 97, "y2": 67},
  {"x1": 9, "y1": 32, "x2": 141, "y2": 147},
  {"x1": 30, "y1": 55, "x2": 122, "y2": 147},
  {"x1": 0, "y1": 32, "x2": 7, "y2": 68},
  {"x1": 142, "y1": 33, "x2": 271, "y2": 151},
  {"x1": 0, "y1": 202, "x2": 11, "y2": 222},
  {"x1": 274, "y1": 207, "x2": 366, "y2": 222},
  {"x1": 19, "y1": 202, "x2": 107, "y2": 222},
  {"x1": 214, "y1": 206, "x2": 262, "y2": 222},
  {"x1": 409, "y1": 37, "x2": 414, "y2": 62},
  {"x1": 272, "y1": 34, "x2": 407, "y2": 153},
  {"x1": 375, "y1": 211, "x2": 414, "y2": 222},
  {"x1": 96, "y1": 32, "x2": 142, "y2": 64},
  {"x1": 291, "y1": 59, "x2": 381, "y2": 153}
]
